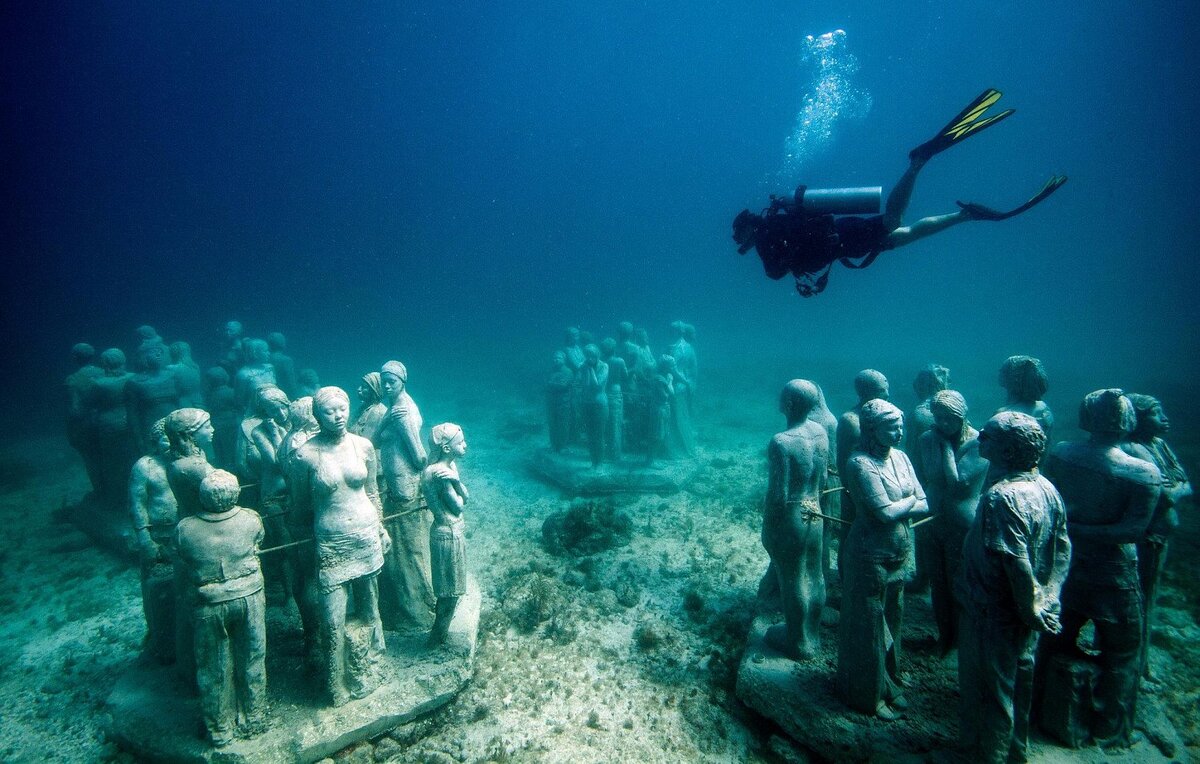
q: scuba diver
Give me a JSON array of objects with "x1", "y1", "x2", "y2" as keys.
[{"x1": 733, "y1": 89, "x2": 1067, "y2": 297}]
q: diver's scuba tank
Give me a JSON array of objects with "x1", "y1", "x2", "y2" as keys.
[{"x1": 793, "y1": 185, "x2": 881, "y2": 215}]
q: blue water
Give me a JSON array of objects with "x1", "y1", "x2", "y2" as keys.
[{"x1": 3, "y1": 2, "x2": 1198, "y2": 434}]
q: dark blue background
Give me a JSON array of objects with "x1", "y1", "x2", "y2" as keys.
[{"x1": 4, "y1": 2, "x2": 1198, "y2": 434}]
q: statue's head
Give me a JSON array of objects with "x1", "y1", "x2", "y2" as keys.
[
  {"x1": 670, "y1": 320, "x2": 686, "y2": 339},
  {"x1": 312, "y1": 386, "x2": 351, "y2": 434},
  {"x1": 552, "y1": 350, "x2": 566, "y2": 368},
  {"x1": 564, "y1": 327, "x2": 580, "y2": 345},
  {"x1": 617, "y1": 321, "x2": 634, "y2": 340},
  {"x1": 780, "y1": 379, "x2": 819, "y2": 420},
  {"x1": 256, "y1": 385, "x2": 290, "y2": 421},
  {"x1": 1078, "y1": 389, "x2": 1135, "y2": 436},
  {"x1": 998, "y1": 356, "x2": 1048, "y2": 402},
  {"x1": 682, "y1": 323, "x2": 696, "y2": 343},
  {"x1": 140, "y1": 343, "x2": 167, "y2": 371},
  {"x1": 71, "y1": 343, "x2": 96, "y2": 366},
  {"x1": 245, "y1": 338, "x2": 270, "y2": 366},
  {"x1": 149, "y1": 417, "x2": 171, "y2": 456},
  {"x1": 358, "y1": 372, "x2": 383, "y2": 404},
  {"x1": 224, "y1": 320, "x2": 243, "y2": 339},
  {"x1": 429, "y1": 422, "x2": 467, "y2": 459},
  {"x1": 979, "y1": 411, "x2": 1046, "y2": 471},
  {"x1": 297, "y1": 368, "x2": 320, "y2": 388},
  {"x1": 381, "y1": 360, "x2": 408, "y2": 399},
  {"x1": 166, "y1": 408, "x2": 213, "y2": 457},
  {"x1": 859, "y1": 398, "x2": 904, "y2": 451},
  {"x1": 287, "y1": 396, "x2": 317, "y2": 432},
  {"x1": 930, "y1": 390, "x2": 969, "y2": 439},
  {"x1": 1126, "y1": 393, "x2": 1170, "y2": 439},
  {"x1": 583, "y1": 344, "x2": 601, "y2": 363},
  {"x1": 599, "y1": 338, "x2": 617, "y2": 358},
  {"x1": 635, "y1": 328, "x2": 649, "y2": 345},
  {"x1": 266, "y1": 332, "x2": 287, "y2": 351},
  {"x1": 168, "y1": 341, "x2": 192, "y2": 364},
  {"x1": 100, "y1": 348, "x2": 126, "y2": 374},
  {"x1": 854, "y1": 369, "x2": 889, "y2": 403},
  {"x1": 657, "y1": 354, "x2": 677, "y2": 374},
  {"x1": 199, "y1": 469, "x2": 241, "y2": 513},
  {"x1": 913, "y1": 363, "x2": 950, "y2": 399},
  {"x1": 136, "y1": 325, "x2": 159, "y2": 342}
]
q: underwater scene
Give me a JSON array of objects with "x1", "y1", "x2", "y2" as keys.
[{"x1": 2, "y1": 2, "x2": 1198, "y2": 762}]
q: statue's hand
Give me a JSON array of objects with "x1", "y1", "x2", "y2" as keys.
[
  {"x1": 139, "y1": 538, "x2": 163, "y2": 564},
  {"x1": 379, "y1": 528, "x2": 393, "y2": 556}
]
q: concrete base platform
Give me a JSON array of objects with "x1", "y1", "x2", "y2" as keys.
[
  {"x1": 107, "y1": 576, "x2": 481, "y2": 763},
  {"x1": 530, "y1": 449, "x2": 697, "y2": 495}
]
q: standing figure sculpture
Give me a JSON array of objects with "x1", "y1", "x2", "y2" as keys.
[
  {"x1": 837, "y1": 399, "x2": 927, "y2": 720},
  {"x1": 204, "y1": 367, "x2": 239, "y2": 470},
  {"x1": 997, "y1": 355, "x2": 1054, "y2": 445},
  {"x1": 762, "y1": 380, "x2": 829, "y2": 659},
  {"x1": 266, "y1": 332, "x2": 298, "y2": 398},
  {"x1": 917, "y1": 390, "x2": 988, "y2": 654},
  {"x1": 164, "y1": 407, "x2": 217, "y2": 682},
  {"x1": 175, "y1": 470, "x2": 267, "y2": 747},
  {"x1": 668, "y1": 321, "x2": 698, "y2": 416},
  {"x1": 906, "y1": 363, "x2": 951, "y2": 460},
  {"x1": 129, "y1": 417, "x2": 179, "y2": 664},
  {"x1": 126, "y1": 343, "x2": 182, "y2": 456},
  {"x1": 234, "y1": 339, "x2": 277, "y2": 415},
  {"x1": 581, "y1": 344, "x2": 609, "y2": 466},
  {"x1": 1037, "y1": 390, "x2": 1159, "y2": 749},
  {"x1": 423, "y1": 423, "x2": 470, "y2": 646},
  {"x1": 66, "y1": 342, "x2": 104, "y2": 494},
  {"x1": 350, "y1": 372, "x2": 387, "y2": 441},
  {"x1": 373, "y1": 361, "x2": 436, "y2": 631},
  {"x1": 958, "y1": 412, "x2": 1071, "y2": 764},
  {"x1": 86, "y1": 348, "x2": 137, "y2": 510},
  {"x1": 1120, "y1": 394, "x2": 1192, "y2": 680},
  {"x1": 600, "y1": 339, "x2": 627, "y2": 461},
  {"x1": 560, "y1": 328, "x2": 585, "y2": 444},
  {"x1": 836, "y1": 370, "x2": 890, "y2": 574},
  {"x1": 249, "y1": 385, "x2": 293, "y2": 605},
  {"x1": 219, "y1": 320, "x2": 245, "y2": 378},
  {"x1": 546, "y1": 352, "x2": 574, "y2": 453},
  {"x1": 645, "y1": 358, "x2": 674, "y2": 465},
  {"x1": 292, "y1": 387, "x2": 390, "y2": 706},
  {"x1": 280, "y1": 396, "x2": 322, "y2": 661},
  {"x1": 168, "y1": 341, "x2": 205, "y2": 408}
]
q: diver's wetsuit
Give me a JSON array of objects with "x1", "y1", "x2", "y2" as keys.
[{"x1": 755, "y1": 212, "x2": 895, "y2": 294}]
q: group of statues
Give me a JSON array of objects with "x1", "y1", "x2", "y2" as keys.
[
  {"x1": 759, "y1": 357, "x2": 1191, "y2": 761},
  {"x1": 64, "y1": 322, "x2": 320, "y2": 515},
  {"x1": 546, "y1": 320, "x2": 697, "y2": 465},
  {"x1": 67, "y1": 324, "x2": 472, "y2": 748}
]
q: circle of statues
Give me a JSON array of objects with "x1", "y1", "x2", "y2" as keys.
[{"x1": 64, "y1": 322, "x2": 1191, "y2": 759}]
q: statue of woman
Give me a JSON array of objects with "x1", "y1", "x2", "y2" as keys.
[
  {"x1": 373, "y1": 361, "x2": 435, "y2": 631},
  {"x1": 87, "y1": 348, "x2": 137, "y2": 510},
  {"x1": 280, "y1": 396, "x2": 321, "y2": 661},
  {"x1": 168, "y1": 341, "x2": 205, "y2": 408},
  {"x1": 581, "y1": 344, "x2": 609, "y2": 466},
  {"x1": 292, "y1": 387, "x2": 390, "y2": 706},
  {"x1": 66, "y1": 342, "x2": 104, "y2": 494},
  {"x1": 250, "y1": 385, "x2": 293, "y2": 605},
  {"x1": 917, "y1": 390, "x2": 988, "y2": 655},
  {"x1": 129, "y1": 417, "x2": 179, "y2": 663},
  {"x1": 997, "y1": 355, "x2": 1053, "y2": 445},
  {"x1": 837, "y1": 399, "x2": 928, "y2": 720},
  {"x1": 1121, "y1": 394, "x2": 1193, "y2": 679},
  {"x1": 350, "y1": 372, "x2": 387, "y2": 441},
  {"x1": 204, "y1": 367, "x2": 239, "y2": 470},
  {"x1": 546, "y1": 352, "x2": 574, "y2": 453},
  {"x1": 126, "y1": 343, "x2": 182, "y2": 457},
  {"x1": 599, "y1": 339, "x2": 627, "y2": 460}
]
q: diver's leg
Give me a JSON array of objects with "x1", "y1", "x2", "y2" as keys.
[
  {"x1": 882, "y1": 157, "x2": 929, "y2": 231},
  {"x1": 885, "y1": 210, "x2": 970, "y2": 248}
]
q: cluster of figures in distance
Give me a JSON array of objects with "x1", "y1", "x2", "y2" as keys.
[
  {"x1": 63, "y1": 322, "x2": 471, "y2": 748},
  {"x1": 760, "y1": 356, "x2": 1191, "y2": 762},
  {"x1": 547, "y1": 320, "x2": 697, "y2": 466}
]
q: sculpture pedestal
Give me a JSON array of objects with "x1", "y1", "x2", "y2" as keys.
[
  {"x1": 530, "y1": 449, "x2": 698, "y2": 495},
  {"x1": 107, "y1": 576, "x2": 480, "y2": 763}
]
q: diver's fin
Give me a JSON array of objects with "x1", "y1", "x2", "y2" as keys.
[
  {"x1": 956, "y1": 175, "x2": 1068, "y2": 221},
  {"x1": 909, "y1": 89, "x2": 1015, "y2": 162}
]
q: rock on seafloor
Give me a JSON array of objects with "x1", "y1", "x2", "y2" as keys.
[{"x1": 106, "y1": 576, "x2": 480, "y2": 763}]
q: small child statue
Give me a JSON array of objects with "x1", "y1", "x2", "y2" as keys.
[
  {"x1": 175, "y1": 469, "x2": 267, "y2": 747},
  {"x1": 422, "y1": 423, "x2": 469, "y2": 647}
]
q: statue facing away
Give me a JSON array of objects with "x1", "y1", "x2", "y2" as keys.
[
  {"x1": 422, "y1": 423, "x2": 470, "y2": 647},
  {"x1": 761, "y1": 380, "x2": 829, "y2": 660}
]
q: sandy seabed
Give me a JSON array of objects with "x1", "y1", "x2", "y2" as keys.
[{"x1": 1, "y1": 368, "x2": 1198, "y2": 763}]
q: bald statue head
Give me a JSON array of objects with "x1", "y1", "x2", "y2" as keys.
[
  {"x1": 854, "y1": 369, "x2": 889, "y2": 403},
  {"x1": 780, "y1": 379, "x2": 820, "y2": 423}
]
